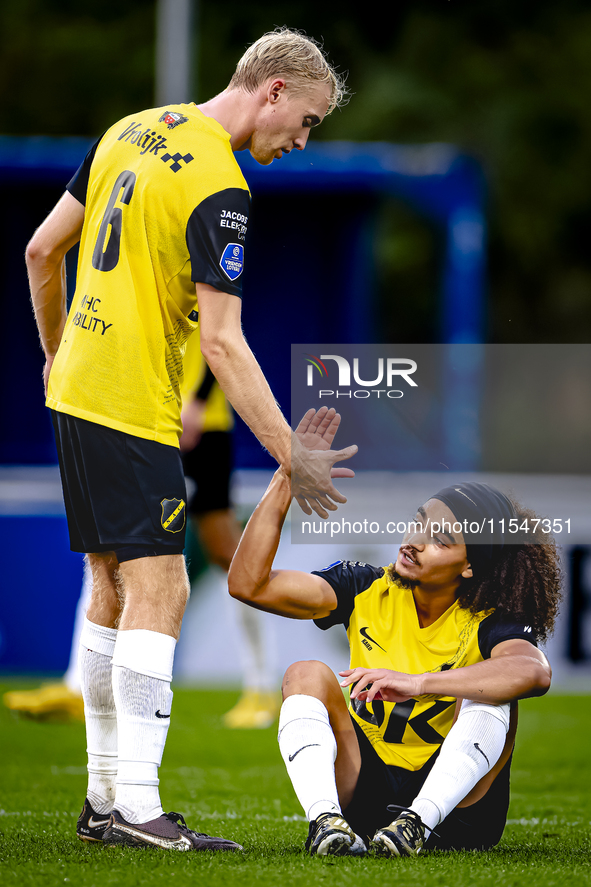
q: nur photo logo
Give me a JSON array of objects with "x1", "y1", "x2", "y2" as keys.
[{"x1": 304, "y1": 352, "x2": 418, "y2": 399}]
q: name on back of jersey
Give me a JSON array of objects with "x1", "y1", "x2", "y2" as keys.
[{"x1": 116, "y1": 120, "x2": 195, "y2": 175}]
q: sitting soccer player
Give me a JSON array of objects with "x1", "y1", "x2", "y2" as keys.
[{"x1": 228, "y1": 407, "x2": 561, "y2": 856}]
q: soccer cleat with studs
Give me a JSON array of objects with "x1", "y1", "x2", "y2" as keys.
[
  {"x1": 305, "y1": 812, "x2": 366, "y2": 856},
  {"x1": 77, "y1": 798, "x2": 112, "y2": 843},
  {"x1": 370, "y1": 808, "x2": 428, "y2": 857},
  {"x1": 102, "y1": 809, "x2": 243, "y2": 851}
]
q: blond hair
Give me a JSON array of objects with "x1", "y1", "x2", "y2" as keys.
[{"x1": 229, "y1": 27, "x2": 348, "y2": 114}]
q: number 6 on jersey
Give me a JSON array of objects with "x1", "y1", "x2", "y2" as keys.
[{"x1": 92, "y1": 170, "x2": 136, "y2": 272}]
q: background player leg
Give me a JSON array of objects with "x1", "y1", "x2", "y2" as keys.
[
  {"x1": 226, "y1": 601, "x2": 279, "y2": 727},
  {"x1": 64, "y1": 559, "x2": 94, "y2": 693},
  {"x1": 195, "y1": 509, "x2": 280, "y2": 729},
  {"x1": 278, "y1": 660, "x2": 365, "y2": 855}
]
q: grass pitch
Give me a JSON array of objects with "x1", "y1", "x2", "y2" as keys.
[{"x1": 1, "y1": 680, "x2": 590, "y2": 887}]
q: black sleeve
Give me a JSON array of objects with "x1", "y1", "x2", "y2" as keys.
[
  {"x1": 66, "y1": 135, "x2": 103, "y2": 205},
  {"x1": 312, "y1": 561, "x2": 384, "y2": 631},
  {"x1": 186, "y1": 187, "x2": 250, "y2": 297},
  {"x1": 195, "y1": 364, "x2": 216, "y2": 402},
  {"x1": 478, "y1": 611, "x2": 539, "y2": 660}
]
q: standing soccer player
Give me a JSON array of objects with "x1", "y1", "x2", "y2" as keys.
[
  {"x1": 25, "y1": 29, "x2": 355, "y2": 851},
  {"x1": 228, "y1": 408, "x2": 562, "y2": 856}
]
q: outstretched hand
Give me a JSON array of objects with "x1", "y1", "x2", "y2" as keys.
[
  {"x1": 339, "y1": 667, "x2": 423, "y2": 704},
  {"x1": 295, "y1": 408, "x2": 355, "y2": 476},
  {"x1": 291, "y1": 407, "x2": 357, "y2": 518}
]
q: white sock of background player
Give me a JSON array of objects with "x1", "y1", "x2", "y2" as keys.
[
  {"x1": 234, "y1": 597, "x2": 277, "y2": 693},
  {"x1": 64, "y1": 560, "x2": 93, "y2": 694}
]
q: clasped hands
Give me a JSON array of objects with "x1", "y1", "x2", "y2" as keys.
[{"x1": 290, "y1": 406, "x2": 357, "y2": 518}]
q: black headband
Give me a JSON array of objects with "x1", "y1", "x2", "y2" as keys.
[{"x1": 430, "y1": 482, "x2": 517, "y2": 577}]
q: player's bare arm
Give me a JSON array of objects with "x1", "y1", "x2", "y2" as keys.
[
  {"x1": 340, "y1": 638, "x2": 551, "y2": 706},
  {"x1": 25, "y1": 191, "x2": 85, "y2": 392},
  {"x1": 228, "y1": 407, "x2": 352, "y2": 618},
  {"x1": 197, "y1": 286, "x2": 357, "y2": 516},
  {"x1": 228, "y1": 469, "x2": 337, "y2": 618}
]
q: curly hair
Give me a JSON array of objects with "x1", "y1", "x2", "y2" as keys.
[
  {"x1": 456, "y1": 497, "x2": 563, "y2": 642},
  {"x1": 228, "y1": 27, "x2": 349, "y2": 114},
  {"x1": 389, "y1": 495, "x2": 563, "y2": 642}
]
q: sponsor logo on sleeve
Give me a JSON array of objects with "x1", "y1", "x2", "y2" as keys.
[
  {"x1": 220, "y1": 243, "x2": 244, "y2": 281},
  {"x1": 220, "y1": 209, "x2": 248, "y2": 241}
]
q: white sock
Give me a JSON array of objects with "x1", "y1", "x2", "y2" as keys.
[
  {"x1": 410, "y1": 699, "x2": 511, "y2": 831},
  {"x1": 234, "y1": 599, "x2": 276, "y2": 692},
  {"x1": 79, "y1": 618, "x2": 118, "y2": 815},
  {"x1": 278, "y1": 694, "x2": 341, "y2": 822},
  {"x1": 111, "y1": 629, "x2": 176, "y2": 824}
]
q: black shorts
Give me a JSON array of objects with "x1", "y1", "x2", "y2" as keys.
[
  {"x1": 182, "y1": 430, "x2": 232, "y2": 515},
  {"x1": 343, "y1": 718, "x2": 511, "y2": 850},
  {"x1": 51, "y1": 410, "x2": 187, "y2": 562}
]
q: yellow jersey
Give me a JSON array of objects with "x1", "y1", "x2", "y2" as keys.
[
  {"x1": 313, "y1": 560, "x2": 537, "y2": 771},
  {"x1": 47, "y1": 104, "x2": 250, "y2": 447}
]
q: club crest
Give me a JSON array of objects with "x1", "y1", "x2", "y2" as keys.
[
  {"x1": 159, "y1": 111, "x2": 189, "y2": 129},
  {"x1": 160, "y1": 498, "x2": 186, "y2": 533}
]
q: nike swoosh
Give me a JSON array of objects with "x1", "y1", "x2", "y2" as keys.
[
  {"x1": 359, "y1": 626, "x2": 386, "y2": 652},
  {"x1": 474, "y1": 742, "x2": 490, "y2": 766},
  {"x1": 113, "y1": 822, "x2": 192, "y2": 850},
  {"x1": 455, "y1": 487, "x2": 478, "y2": 507},
  {"x1": 88, "y1": 816, "x2": 110, "y2": 828},
  {"x1": 155, "y1": 710, "x2": 171, "y2": 719},
  {"x1": 288, "y1": 743, "x2": 320, "y2": 762}
]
